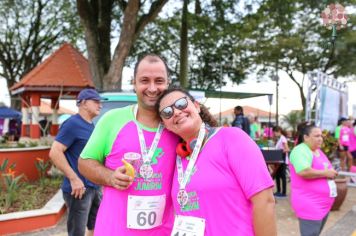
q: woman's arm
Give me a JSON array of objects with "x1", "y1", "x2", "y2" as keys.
[
  {"x1": 251, "y1": 188, "x2": 277, "y2": 236},
  {"x1": 297, "y1": 167, "x2": 338, "y2": 179}
]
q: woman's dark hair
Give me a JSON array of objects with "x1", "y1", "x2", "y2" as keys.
[
  {"x1": 155, "y1": 87, "x2": 218, "y2": 127},
  {"x1": 295, "y1": 121, "x2": 317, "y2": 145},
  {"x1": 272, "y1": 126, "x2": 287, "y2": 136}
]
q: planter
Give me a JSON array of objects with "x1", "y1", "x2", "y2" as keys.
[
  {"x1": 0, "y1": 146, "x2": 50, "y2": 181},
  {"x1": 331, "y1": 178, "x2": 348, "y2": 211},
  {"x1": 0, "y1": 190, "x2": 66, "y2": 235}
]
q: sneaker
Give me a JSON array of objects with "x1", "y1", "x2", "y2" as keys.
[{"x1": 274, "y1": 192, "x2": 287, "y2": 198}]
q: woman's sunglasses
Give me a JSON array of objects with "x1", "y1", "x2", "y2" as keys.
[{"x1": 159, "y1": 97, "x2": 189, "y2": 119}]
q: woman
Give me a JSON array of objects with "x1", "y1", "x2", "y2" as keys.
[
  {"x1": 272, "y1": 126, "x2": 290, "y2": 197},
  {"x1": 289, "y1": 123, "x2": 338, "y2": 236},
  {"x1": 156, "y1": 87, "x2": 276, "y2": 236}
]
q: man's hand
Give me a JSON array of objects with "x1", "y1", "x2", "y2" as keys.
[
  {"x1": 109, "y1": 166, "x2": 134, "y2": 190},
  {"x1": 70, "y1": 176, "x2": 86, "y2": 199}
]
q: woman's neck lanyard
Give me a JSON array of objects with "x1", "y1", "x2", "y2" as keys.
[
  {"x1": 176, "y1": 123, "x2": 206, "y2": 207},
  {"x1": 134, "y1": 105, "x2": 164, "y2": 179}
]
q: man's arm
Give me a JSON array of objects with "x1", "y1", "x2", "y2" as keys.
[
  {"x1": 78, "y1": 158, "x2": 133, "y2": 190},
  {"x1": 251, "y1": 188, "x2": 277, "y2": 236},
  {"x1": 49, "y1": 141, "x2": 85, "y2": 199}
]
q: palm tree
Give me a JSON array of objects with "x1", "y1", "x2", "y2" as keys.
[{"x1": 282, "y1": 110, "x2": 304, "y2": 135}]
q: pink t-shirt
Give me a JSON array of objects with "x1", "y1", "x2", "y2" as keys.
[
  {"x1": 171, "y1": 127, "x2": 274, "y2": 236},
  {"x1": 339, "y1": 126, "x2": 351, "y2": 146},
  {"x1": 81, "y1": 107, "x2": 180, "y2": 236},
  {"x1": 289, "y1": 146, "x2": 335, "y2": 220},
  {"x1": 349, "y1": 127, "x2": 356, "y2": 152}
]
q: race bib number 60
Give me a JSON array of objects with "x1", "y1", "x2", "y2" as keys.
[{"x1": 127, "y1": 195, "x2": 166, "y2": 229}]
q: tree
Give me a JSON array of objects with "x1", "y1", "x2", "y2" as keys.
[
  {"x1": 244, "y1": 0, "x2": 356, "y2": 113},
  {"x1": 0, "y1": 0, "x2": 83, "y2": 106},
  {"x1": 77, "y1": 0, "x2": 169, "y2": 90},
  {"x1": 131, "y1": 0, "x2": 251, "y2": 90},
  {"x1": 282, "y1": 110, "x2": 304, "y2": 135}
]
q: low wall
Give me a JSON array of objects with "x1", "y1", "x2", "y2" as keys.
[{"x1": 0, "y1": 146, "x2": 50, "y2": 181}]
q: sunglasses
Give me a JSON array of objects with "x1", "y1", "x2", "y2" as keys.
[{"x1": 159, "y1": 97, "x2": 189, "y2": 119}]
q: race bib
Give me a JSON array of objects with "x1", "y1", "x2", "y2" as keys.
[
  {"x1": 127, "y1": 195, "x2": 166, "y2": 229},
  {"x1": 342, "y1": 134, "x2": 349, "y2": 142},
  {"x1": 171, "y1": 215, "x2": 206, "y2": 236},
  {"x1": 328, "y1": 180, "x2": 337, "y2": 198}
]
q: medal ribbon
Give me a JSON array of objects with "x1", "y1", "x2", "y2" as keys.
[
  {"x1": 134, "y1": 105, "x2": 164, "y2": 165},
  {"x1": 176, "y1": 123, "x2": 206, "y2": 190}
]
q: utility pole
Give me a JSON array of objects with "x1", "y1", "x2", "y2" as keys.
[{"x1": 273, "y1": 61, "x2": 279, "y2": 127}]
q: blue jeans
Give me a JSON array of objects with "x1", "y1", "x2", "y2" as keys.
[{"x1": 63, "y1": 187, "x2": 102, "y2": 236}]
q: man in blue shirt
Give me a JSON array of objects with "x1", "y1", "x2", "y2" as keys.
[
  {"x1": 49, "y1": 88, "x2": 106, "y2": 236},
  {"x1": 231, "y1": 105, "x2": 250, "y2": 135}
]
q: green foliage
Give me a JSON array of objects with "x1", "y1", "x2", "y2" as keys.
[
  {"x1": 243, "y1": 0, "x2": 356, "y2": 112},
  {"x1": 282, "y1": 110, "x2": 304, "y2": 135},
  {"x1": 131, "y1": 1, "x2": 249, "y2": 90},
  {"x1": 16, "y1": 142, "x2": 26, "y2": 148},
  {"x1": 0, "y1": 0, "x2": 84, "y2": 93},
  {"x1": 0, "y1": 176, "x2": 63, "y2": 214},
  {"x1": 35, "y1": 158, "x2": 50, "y2": 186},
  {"x1": 321, "y1": 130, "x2": 338, "y2": 160},
  {"x1": 0, "y1": 159, "x2": 23, "y2": 212}
]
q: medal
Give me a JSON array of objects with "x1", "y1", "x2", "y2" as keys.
[
  {"x1": 140, "y1": 163, "x2": 153, "y2": 179},
  {"x1": 177, "y1": 189, "x2": 189, "y2": 207},
  {"x1": 134, "y1": 105, "x2": 164, "y2": 180},
  {"x1": 176, "y1": 123, "x2": 207, "y2": 209}
]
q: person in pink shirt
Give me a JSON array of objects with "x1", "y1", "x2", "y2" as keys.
[
  {"x1": 349, "y1": 120, "x2": 356, "y2": 166},
  {"x1": 289, "y1": 123, "x2": 338, "y2": 236},
  {"x1": 156, "y1": 87, "x2": 276, "y2": 236},
  {"x1": 272, "y1": 126, "x2": 290, "y2": 197},
  {"x1": 339, "y1": 118, "x2": 353, "y2": 171}
]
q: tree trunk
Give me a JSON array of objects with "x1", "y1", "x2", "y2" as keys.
[
  {"x1": 179, "y1": 0, "x2": 189, "y2": 88},
  {"x1": 77, "y1": 0, "x2": 113, "y2": 90}
]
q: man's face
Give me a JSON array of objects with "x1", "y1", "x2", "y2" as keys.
[
  {"x1": 82, "y1": 100, "x2": 102, "y2": 118},
  {"x1": 133, "y1": 58, "x2": 169, "y2": 111}
]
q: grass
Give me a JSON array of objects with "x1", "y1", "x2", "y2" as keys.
[{"x1": 0, "y1": 176, "x2": 63, "y2": 214}]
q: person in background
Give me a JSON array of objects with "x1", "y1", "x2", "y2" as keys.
[
  {"x1": 289, "y1": 123, "x2": 337, "y2": 236},
  {"x1": 263, "y1": 125, "x2": 273, "y2": 139},
  {"x1": 338, "y1": 118, "x2": 353, "y2": 171},
  {"x1": 156, "y1": 87, "x2": 277, "y2": 236},
  {"x1": 49, "y1": 88, "x2": 105, "y2": 236},
  {"x1": 249, "y1": 115, "x2": 261, "y2": 140},
  {"x1": 272, "y1": 126, "x2": 290, "y2": 198},
  {"x1": 231, "y1": 105, "x2": 250, "y2": 135},
  {"x1": 349, "y1": 120, "x2": 356, "y2": 178},
  {"x1": 78, "y1": 54, "x2": 179, "y2": 235}
]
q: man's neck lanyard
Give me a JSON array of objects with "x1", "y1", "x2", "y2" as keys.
[
  {"x1": 176, "y1": 123, "x2": 206, "y2": 207},
  {"x1": 134, "y1": 105, "x2": 163, "y2": 179}
]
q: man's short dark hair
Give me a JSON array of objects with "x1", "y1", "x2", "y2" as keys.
[
  {"x1": 133, "y1": 53, "x2": 170, "y2": 79},
  {"x1": 234, "y1": 106, "x2": 243, "y2": 113}
]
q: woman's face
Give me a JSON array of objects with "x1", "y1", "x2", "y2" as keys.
[
  {"x1": 304, "y1": 127, "x2": 323, "y2": 150},
  {"x1": 158, "y1": 91, "x2": 202, "y2": 138}
]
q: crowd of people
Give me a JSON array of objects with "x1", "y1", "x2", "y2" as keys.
[{"x1": 49, "y1": 53, "x2": 356, "y2": 236}]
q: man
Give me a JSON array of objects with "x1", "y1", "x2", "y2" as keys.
[
  {"x1": 78, "y1": 54, "x2": 179, "y2": 235},
  {"x1": 49, "y1": 88, "x2": 104, "y2": 236},
  {"x1": 231, "y1": 105, "x2": 250, "y2": 135}
]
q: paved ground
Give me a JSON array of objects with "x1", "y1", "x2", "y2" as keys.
[{"x1": 19, "y1": 183, "x2": 356, "y2": 236}]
